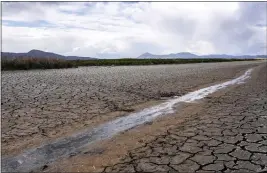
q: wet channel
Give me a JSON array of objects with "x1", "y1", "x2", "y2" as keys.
[{"x1": 1, "y1": 68, "x2": 253, "y2": 172}]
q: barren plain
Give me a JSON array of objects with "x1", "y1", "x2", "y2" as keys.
[
  {"x1": 101, "y1": 62, "x2": 267, "y2": 173},
  {"x1": 41, "y1": 61, "x2": 266, "y2": 173},
  {"x1": 1, "y1": 61, "x2": 264, "y2": 160}
]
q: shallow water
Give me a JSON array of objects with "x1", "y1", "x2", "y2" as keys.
[{"x1": 1, "y1": 68, "x2": 253, "y2": 172}]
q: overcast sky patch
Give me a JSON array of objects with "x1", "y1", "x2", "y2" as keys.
[{"x1": 2, "y1": 2, "x2": 267, "y2": 58}]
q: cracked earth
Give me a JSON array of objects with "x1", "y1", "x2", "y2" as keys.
[
  {"x1": 2, "y1": 61, "x2": 262, "y2": 156},
  {"x1": 101, "y1": 63, "x2": 267, "y2": 173}
]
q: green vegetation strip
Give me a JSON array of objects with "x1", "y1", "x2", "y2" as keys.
[
  {"x1": 1, "y1": 57, "x2": 258, "y2": 71},
  {"x1": 1, "y1": 57, "x2": 74, "y2": 71}
]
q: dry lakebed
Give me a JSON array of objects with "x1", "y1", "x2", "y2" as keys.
[{"x1": 1, "y1": 60, "x2": 267, "y2": 172}]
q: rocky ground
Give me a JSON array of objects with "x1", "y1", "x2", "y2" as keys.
[
  {"x1": 2, "y1": 61, "x2": 262, "y2": 156},
  {"x1": 101, "y1": 62, "x2": 267, "y2": 172}
]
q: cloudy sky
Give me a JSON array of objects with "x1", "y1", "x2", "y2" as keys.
[{"x1": 2, "y1": 2, "x2": 267, "y2": 58}]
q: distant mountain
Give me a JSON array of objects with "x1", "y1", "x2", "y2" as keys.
[
  {"x1": 138, "y1": 52, "x2": 267, "y2": 59},
  {"x1": 1, "y1": 49, "x2": 96, "y2": 60},
  {"x1": 138, "y1": 52, "x2": 199, "y2": 59},
  {"x1": 138, "y1": 52, "x2": 207, "y2": 59}
]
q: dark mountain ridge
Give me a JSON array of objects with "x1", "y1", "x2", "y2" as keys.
[{"x1": 1, "y1": 49, "x2": 96, "y2": 60}]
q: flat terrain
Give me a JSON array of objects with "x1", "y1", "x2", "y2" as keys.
[
  {"x1": 101, "y1": 62, "x2": 267, "y2": 173},
  {"x1": 44, "y1": 62, "x2": 267, "y2": 172},
  {"x1": 1, "y1": 61, "x2": 263, "y2": 157}
]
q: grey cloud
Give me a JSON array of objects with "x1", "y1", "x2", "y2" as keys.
[
  {"x1": 157, "y1": 17, "x2": 197, "y2": 41},
  {"x1": 244, "y1": 42, "x2": 267, "y2": 55},
  {"x1": 208, "y1": 2, "x2": 266, "y2": 55},
  {"x1": 2, "y1": 2, "x2": 266, "y2": 57},
  {"x1": 239, "y1": 2, "x2": 267, "y2": 26},
  {"x1": 2, "y1": 2, "x2": 57, "y2": 15}
]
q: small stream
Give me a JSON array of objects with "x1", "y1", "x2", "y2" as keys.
[{"x1": 1, "y1": 68, "x2": 253, "y2": 172}]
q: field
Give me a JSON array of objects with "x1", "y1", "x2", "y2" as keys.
[{"x1": 1, "y1": 61, "x2": 263, "y2": 157}]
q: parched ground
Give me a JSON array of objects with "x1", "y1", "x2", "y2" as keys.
[
  {"x1": 101, "y1": 63, "x2": 267, "y2": 172},
  {"x1": 1, "y1": 61, "x2": 262, "y2": 156}
]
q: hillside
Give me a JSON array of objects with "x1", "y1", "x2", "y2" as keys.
[{"x1": 1, "y1": 49, "x2": 96, "y2": 60}]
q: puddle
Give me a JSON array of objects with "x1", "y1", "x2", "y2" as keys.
[{"x1": 1, "y1": 68, "x2": 253, "y2": 172}]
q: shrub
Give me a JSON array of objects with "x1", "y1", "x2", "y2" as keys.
[{"x1": 1, "y1": 57, "x2": 74, "y2": 70}]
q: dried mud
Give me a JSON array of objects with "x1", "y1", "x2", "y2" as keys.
[{"x1": 1, "y1": 61, "x2": 263, "y2": 157}]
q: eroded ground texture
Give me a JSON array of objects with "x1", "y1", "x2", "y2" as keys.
[
  {"x1": 103, "y1": 63, "x2": 267, "y2": 173},
  {"x1": 0, "y1": 61, "x2": 263, "y2": 156}
]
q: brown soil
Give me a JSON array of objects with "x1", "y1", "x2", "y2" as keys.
[{"x1": 44, "y1": 62, "x2": 267, "y2": 172}]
